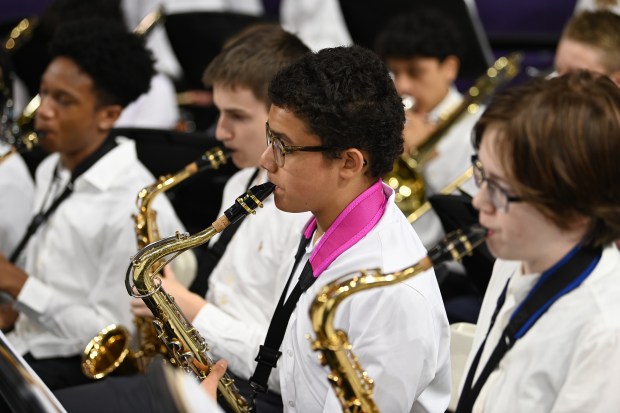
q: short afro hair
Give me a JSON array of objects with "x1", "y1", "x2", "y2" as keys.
[
  {"x1": 268, "y1": 45, "x2": 404, "y2": 178},
  {"x1": 374, "y1": 9, "x2": 463, "y2": 62},
  {"x1": 49, "y1": 18, "x2": 155, "y2": 108}
]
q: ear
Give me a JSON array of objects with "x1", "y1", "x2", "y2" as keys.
[
  {"x1": 441, "y1": 55, "x2": 460, "y2": 83},
  {"x1": 339, "y1": 148, "x2": 367, "y2": 179},
  {"x1": 96, "y1": 104, "x2": 123, "y2": 132}
]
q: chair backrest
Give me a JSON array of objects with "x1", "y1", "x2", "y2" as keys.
[{"x1": 449, "y1": 322, "x2": 476, "y2": 412}]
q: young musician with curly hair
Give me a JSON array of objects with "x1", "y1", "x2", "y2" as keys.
[
  {"x1": 55, "y1": 24, "x2": 311, "y2": 413},
  {"x1": 456, "y1": 72, "x2": 620, "y2": 412},
  {"x1": 0, "y1": 18, "x2": 185, "y2": 395},
  {"x1": 251, "y1": 45, "x2": 451, "y2": 412}
]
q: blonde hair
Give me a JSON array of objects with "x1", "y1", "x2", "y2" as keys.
[{"x1": 562, "y1": 10, "x2": 620, "y2": 73}]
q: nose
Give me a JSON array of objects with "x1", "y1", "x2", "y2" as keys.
[
  {"x1": 214, "y1": 115, "x2": 231, "y2": 142},
  {"x1": 259, "y1": 144, "x2": 277, "y2": 172},
  {"x1": 472, "y1": 182, "x2": 494, "y2": 213},
  {"x1": 36, "y1": 95, "x2": 54, "y2": 120},
  {"x1": 393, "y1": 74, "x2": 414, "y2": 97}
]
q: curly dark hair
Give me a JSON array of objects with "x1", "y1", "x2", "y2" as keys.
[
  {"x1": 268, "y1": 45, "x2": 404, "y2": 178},
  {"x1": 374, "y1": 9, "x2": 463, "y2": 62},
  {"x1": 49, "y1": 18, "x2": 155, "y2": 108}
]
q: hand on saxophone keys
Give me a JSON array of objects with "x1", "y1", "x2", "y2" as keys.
[
  {"x1": 130, "y1": 265, "x2": 206, "y2": 321},
  {"x1": 200, "y1": 359, "x2": 229, "y2": 401}
]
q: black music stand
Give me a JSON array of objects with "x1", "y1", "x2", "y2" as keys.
[
  {"x1": 0, "y1": 331, "x2": 66, "y2": 412},
  {"x1": 339, "y1": 0, "x2": 493, "y2": 83},
  {"x1": 163, "y1": 11, "x2": 273, "y2": 131}
]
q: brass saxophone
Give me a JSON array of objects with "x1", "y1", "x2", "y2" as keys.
[
  {"x1": 386, "y1": 53, "x2": 522, "y2": 217},
  {"x1": 308, "y1": 225, "x2": 488, "y2": 413},
  {"x1": 126, "y1": 182, "x2": 275, "y2": 413},
  {"x1": 81, "y1": 147, "x2": 230, "y2": 379}
]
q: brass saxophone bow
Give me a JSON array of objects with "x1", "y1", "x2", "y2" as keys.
[
  {"x1": 81, "y1": 147, "x2": 230, "y2": 379},
  {"x1": 309, "y1": 225, "x2": 488, "y2": 413},
  {"x1": 126, "y1": 182, "x2": 275, "y2": 413}
]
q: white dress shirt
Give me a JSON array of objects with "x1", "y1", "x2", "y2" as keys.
[
  {"x1": 192, "y1": 168, "x2": 311, "y2": 392},
  {"x1": 413, "y1": 86, "x2": 480, "y2": 249},
  {"x1": 0, "y1": 143, "x2": 34, "y2": 262},
  {"x1": 278, "y1": 184, "x2": 451, "y2": 412},
  {"x1": 8, "y1": 138, "x2": 186, "y2": 359},
  {"x1": 115, "y1": 73, "x2": 180, "y2": 129},
  {"x1": 461, "y1": 245, "x2": 620, "y2": 412}
]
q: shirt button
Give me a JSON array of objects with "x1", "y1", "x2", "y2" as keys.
[
  {"x1": 287, "y1": 349, "x2": 293, "y2": 357},
  {"x1": 288, "y1": 400, "x2": 295, "y2": 408}
]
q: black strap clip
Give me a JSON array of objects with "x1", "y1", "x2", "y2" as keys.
[{"x1": 254, "y1": 345, "x2": 282, "y2": 368}]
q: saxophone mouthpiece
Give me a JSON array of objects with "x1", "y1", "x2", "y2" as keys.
[
  {"x1": 427, "y1": 224, "x2": 487, "y2": 265},
  {"x1": 213, "y1": 182, "x2": 275, "y2": 231}
]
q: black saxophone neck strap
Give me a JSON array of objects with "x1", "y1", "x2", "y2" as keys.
[
  {"x1": 9, "y1": 136, "x2": 118, "y2": 263},
  {"x1": 189, "y1": 168, "x2": 260, "y2": 296},
  {"x1": 249, "y1": 232, "x2": 316, "y2": 395},
  {"x1": 455, "y1": 245, "x2": 602, "y2": 413}
]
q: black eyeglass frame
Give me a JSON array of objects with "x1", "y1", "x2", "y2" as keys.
[
  {"x1": 471, "y1": 154, "x2": 523, "y2": 212},
  {"x1": 265, "y1": 122, "x2": 344, "y2": 167}
]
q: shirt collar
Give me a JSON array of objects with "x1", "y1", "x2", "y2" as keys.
[{"x1": 427, "y1": 86, "x2": 462, "y2": 124}]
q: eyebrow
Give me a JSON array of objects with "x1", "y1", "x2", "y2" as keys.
[{"x1": 267, "y1": 124, "x2": 293, "y2": 144}]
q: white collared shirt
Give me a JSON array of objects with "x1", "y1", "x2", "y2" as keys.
[
  {"x1": 278, "y1": 184, "x2": 451, "y2": 412},
  {"x1": 461, "y1": 246, "x2": 620, "y2": 412},
  {"x1": 192, "y1": 168, "x2": 311, "y2": 393},
  {"x1": 8, "y1": 138, "x2": 186, "y2": 358},
  {"x1": 0, "y1": 143, "x2": 34, "y2": 265}
]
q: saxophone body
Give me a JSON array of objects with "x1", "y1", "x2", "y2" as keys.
[
  {"x1": 81, "y1": 147, "x2": 229, "y2": 379},
  {"x1": 386, "y1": 53, "x2": 522, "y2": 218},
  {"x1": 309, "y1": 225, "x2": 488, "y2": 412},
  {"x1": 126, "y1": 182, "x2": 275, "y2": 413}
]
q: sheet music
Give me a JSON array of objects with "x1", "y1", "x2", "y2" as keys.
[{"x1": 0, "y1": 330, "x2": 67, "y2": 412}]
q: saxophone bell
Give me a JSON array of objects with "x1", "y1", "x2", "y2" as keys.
[
  {"x1": 82, "y1": 147, "x2": 230, "y2": 380},
  {"x1": 309, "y1": 224, "x2": 487, "y2": 412}
]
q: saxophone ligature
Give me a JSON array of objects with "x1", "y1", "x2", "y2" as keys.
[
  {"x1": 81, "y1": 147, "x2": 230, "y2": 380},
  {"x1": 126, "y1": 182, "x2": 275, "y2": 413},
  {"x1": 386, "y1": 53, "x2": 522, "y2": 217},
  {"x1": 309, "y1": 225, "x2": 488, "y2": 413}
]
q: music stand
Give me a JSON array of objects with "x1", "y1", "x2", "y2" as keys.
[
  {"x1": 339, "y1": 0, "x2": 493, "y2": 83},
  {"x1": 0, "y1": 330, "x2": 66, "y2": 413},
  {"x1": 163, "y1": 11, "x2": 273, "y2": 131}
]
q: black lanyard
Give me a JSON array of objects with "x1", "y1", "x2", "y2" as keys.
[
  {"x1": 456, "y1": 244, "x2": 602, "y2": 412},
  {"x1": 189, "y1": 168, "x2": 260, "y2": 296},
  {"x1": 249, "y1": 232, "x2": 316, "y2": 395},
  {"x1": 9, "y1": 136, "x2": 118, "y2": 263}
]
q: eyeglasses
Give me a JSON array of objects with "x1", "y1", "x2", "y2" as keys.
[
  {"x1": 471, "y1": 154, "x2": 523, "y2": 212},
  {"x1": 265, "y1": 122, "x2": 342, "y2": 167}
]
